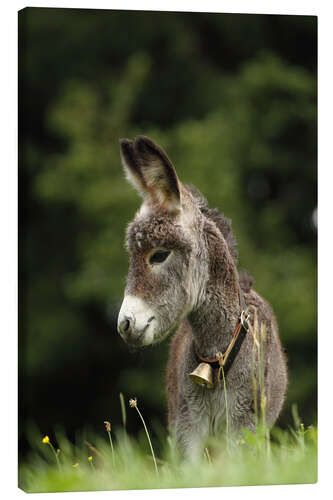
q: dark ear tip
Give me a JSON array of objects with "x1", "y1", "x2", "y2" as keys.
[
  {"x1": 135, "y1": 135, "x2": 158, "y2": 155},
  {"x1": 119, "y1": 138, "x2": 134, "y2": 154},
  {"x1": 135, "y1": 135, "x2": 152, "y2": 143},
  {"x1": 119, "y1": 138, "x2": 131, "y2": 145}
]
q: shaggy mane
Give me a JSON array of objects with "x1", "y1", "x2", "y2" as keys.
[
  {"x1": 186, "y1": 184, "x2": 238, "y2": 262},
  {"x1": 186, "y1": 184, "x2": 254, "y2": 292}
]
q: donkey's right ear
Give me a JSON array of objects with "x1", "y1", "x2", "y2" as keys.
[{"x1": 119, "y1": 138, "x2": 148, "y2": 198}]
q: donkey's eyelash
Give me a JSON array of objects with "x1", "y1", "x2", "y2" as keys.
[{"x1": 149, "y1": 250, "x2": 171, "y2": 265}]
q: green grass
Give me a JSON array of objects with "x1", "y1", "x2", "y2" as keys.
[
  {"x1": 19, "y1": 404, "x2": 317, "y2": 493},
  {"x1": 19, "y1": 318, "x2": 316, "y2": 492}
]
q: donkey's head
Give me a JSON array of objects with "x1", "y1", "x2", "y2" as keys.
[{"x1": 117, "y1": 136, "x2": 210, "y2": 347}]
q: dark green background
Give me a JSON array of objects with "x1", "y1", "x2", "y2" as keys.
[{"x1": 19, "y1": 7, "x2": 317, "y2": 456}]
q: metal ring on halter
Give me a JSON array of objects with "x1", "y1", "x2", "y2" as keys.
[{"x1": 240, "y1": 310, "x2": 250, "y2": 331}]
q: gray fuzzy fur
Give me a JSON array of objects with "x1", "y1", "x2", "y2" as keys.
[{"x1": 118, "y1": 136, "x2": 288, "y2": 460}]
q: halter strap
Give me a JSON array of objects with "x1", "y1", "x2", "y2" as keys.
[{"x1": 195, "y1": 287, "x2": 250, "y2": 374}]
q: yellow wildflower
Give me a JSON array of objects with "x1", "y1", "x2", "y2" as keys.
[
  {"x1": 42, "y1": 435, "x2": 50, "y2": 444},
  {"x1": 88, "y1": 456, "x2": 93, "y2": 461}
]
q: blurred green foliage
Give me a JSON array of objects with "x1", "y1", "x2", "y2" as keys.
[{"x1": 19, "y1": 7, "x2": 317, "y2": 454}]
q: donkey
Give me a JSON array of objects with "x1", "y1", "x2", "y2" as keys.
[{"x1": 117, "y1": 135, "x2": 287, "y2": 460}]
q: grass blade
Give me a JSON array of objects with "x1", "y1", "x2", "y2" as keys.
[{"x1": 119, "y1": 392, "x2": 127, "y2": 430}]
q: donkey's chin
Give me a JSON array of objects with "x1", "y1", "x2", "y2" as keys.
[{"x1": 152, "y1": 321, "x2": 181, "y2": 345}]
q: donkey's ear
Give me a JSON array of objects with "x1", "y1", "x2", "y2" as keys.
[
  {"x1": 133, "y1": 136, "x2": 181, "y2": 212},
  {"x1": 119, "y1": 138, "x2": 147, "y2": 198}
]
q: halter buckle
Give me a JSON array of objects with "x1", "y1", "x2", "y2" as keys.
[{"x1": 240, "y1": 310, "x2": 250, "y2": 331}]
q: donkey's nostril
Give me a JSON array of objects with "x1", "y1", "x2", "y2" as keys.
[
  {"x1": 119, "y1": 317, "x2": 133, "y2": 335},
  {"x1": 123, "y1": 319, "x2": 130, "y2": 331}
]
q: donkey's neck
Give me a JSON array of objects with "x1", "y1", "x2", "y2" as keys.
[{"x1": 188, "y1": 229, "x2": 241, "y2": 359}]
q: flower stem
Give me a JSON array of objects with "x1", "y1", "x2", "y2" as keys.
[
  {"x1": 134, "y1": 405, "x2": 159, "y2": 476},
  {"x1": 48, "y1": 442, "x2": 61, "y2": 470},
  {"x1": 220, "y1": 363, "x2": 230, "y2": 452},
  {"x1": 107, "y1": 430, "x2": 115, "y2": 466}
]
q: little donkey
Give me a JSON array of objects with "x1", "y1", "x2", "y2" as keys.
[{"x1": 117, "y1": 136, "x2": 287, "y2": 459}]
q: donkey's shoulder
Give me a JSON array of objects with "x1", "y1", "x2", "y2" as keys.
[{"x1": 166, "y1": 320, "x2": 192, "y2": 427}]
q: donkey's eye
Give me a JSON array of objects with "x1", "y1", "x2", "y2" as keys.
[{"x1": 149, "y1": 250, "x2": 170, "y2": 265}]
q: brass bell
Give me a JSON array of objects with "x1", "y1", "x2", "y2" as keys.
[{"x1": 189, "y1": 363, "x2": 213, "y2": 389}]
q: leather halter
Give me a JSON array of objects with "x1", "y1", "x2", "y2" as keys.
[{"x1": 195, "y1": 287, "x2": 250, "y2": 377}]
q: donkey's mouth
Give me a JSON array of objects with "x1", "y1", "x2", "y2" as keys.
[
  {"x1": 127, "y1": 327, "x2": 147, "y2": 347},
  {"x1": 119, "y1": 317, "x2": 156, "y2": 348}
]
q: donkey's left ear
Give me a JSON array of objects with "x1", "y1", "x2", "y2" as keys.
[{"x1": 134, "y1": 136, "x2": 181, "y2": 213}]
